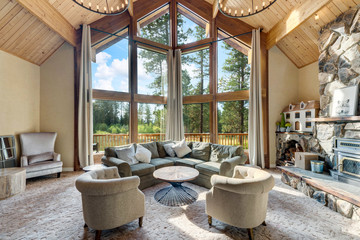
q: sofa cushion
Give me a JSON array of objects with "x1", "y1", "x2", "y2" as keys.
[
  {"x1": 175, "y1": 158, "x2": 205, "y2": 167},
  {"x1": 156, "y1": 141, "x2": 173, "y2": 158},
  {"x1": 190, "y1": 142, "x2": 211, "y2": 161},
  {"x1": 150, "y1": 158, "x2": 174, "y2": 169},
  {"x1": 28, "y1": 152, "x2": 53, "y2": 164},
  {"x1": 130, "y1": 163, "x2": 155, "y2": 177},
  {"x1": 139, "y1": 142, "x2": 159, "y2": 159},
  {"x1": 210, "y1": 144, "x2": 243, "y2": 162},
  {"x1": 195, "y1": 162, "x2": 221, "y2": 177},
  {"x1": 164, "y1": 156, "x2": 182, "y2": 162}
]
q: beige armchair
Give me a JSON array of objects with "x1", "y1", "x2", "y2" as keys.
[
  {"x1": 20, "y1": 132, "x2": 62, "y2": 179},
  {"x1": 75, "y1": 167, "x2": 145, "y2": 240},
  {"x1": 206, "y1": 166, "x2": 275, "y2": 240}
]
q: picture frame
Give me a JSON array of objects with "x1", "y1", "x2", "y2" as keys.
[{"x1": 330, "y1": 85, "x2": 359, "y2": 117}]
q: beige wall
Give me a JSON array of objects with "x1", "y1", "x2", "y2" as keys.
[
  {"x1": 40, "y1": 43, "x2": 75, "y2": 170},
  {"x1": 268, "y1": 46, "x2": 299, "y2": 167},
  {"x1": 0, "y1": 50, "x2": 40, "y2": 160},
  {"x1": 298, "y1": 62, "x2": 320, "y2": 101}
]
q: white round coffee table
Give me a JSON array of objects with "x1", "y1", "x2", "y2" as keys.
[{"x1": 153, "y1": 166, "x2": 199, "y2": 207}]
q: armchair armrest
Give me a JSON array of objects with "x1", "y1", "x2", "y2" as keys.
[
  {"x1": 220, "y1": 156, "x2": 241, "y2": 177},
  {"x1": 101, "y1": 156, "x2": 132, "y2": 177},
  {"x1": 53, "y1": 152, "x2": 61, "y2": 161},
  {"x1": 210, "y1": 174, "x2": 274, "y2": 195},
  {"x1": 21, "y1": 156, "x2": 28, "y2": 167},
  {"x1": 76, "y1": 175, "x2": 141, "y2": 196}
]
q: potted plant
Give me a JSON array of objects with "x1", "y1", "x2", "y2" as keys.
[
  {"x1": 285, "y1": 122, "x2": 292, "y2": 132},
  {"x1": 280, "y1": 113, "x2": 286, "y2": 132},
  {"x1": 276, "y1": 122, "x2": 281, "y2": 132}
]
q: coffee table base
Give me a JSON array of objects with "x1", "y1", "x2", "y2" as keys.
[{"x1": 154, "y1": 182, "x2": 198, "y2": 207}]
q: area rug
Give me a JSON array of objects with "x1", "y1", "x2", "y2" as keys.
[{"x1": 0, "y1": 170, "x2": 359, "y2": 240}]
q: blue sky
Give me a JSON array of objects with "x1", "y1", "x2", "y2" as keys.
[{"x1": 91, "y1": 17, "x2": 231, "y2": 96}]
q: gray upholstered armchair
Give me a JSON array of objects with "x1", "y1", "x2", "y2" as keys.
[
  {"x1": 20, "y1": 132, "x2": 62, "y2": 179},
  {"x1": 206, "y1": 166, "x2": 275, "y2": 240},
  {"x1": 75, "y1": 167, "x2": 145, "y2": 240}
]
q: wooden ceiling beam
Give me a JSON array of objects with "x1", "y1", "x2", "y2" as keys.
[
  {"x1": 16, "y1": 0, "x2": 77, "y2": 46},
  {"x1": 212, "y1": 0, "x2": 219, "y2": 19},
  {"x1": 128, "y1": 0, "x2": 134, "y2": 17},
  {"x1": 266, "y1": 0, "x2": 332, "y2": 50}
]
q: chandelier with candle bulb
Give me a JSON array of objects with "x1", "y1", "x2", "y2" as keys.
[
  {"x1": 218, "y1": 0, "x2": 277, "y2": 19},
  {"x1": 72, "y1": 0, "x2": 129, "y2": 16}
]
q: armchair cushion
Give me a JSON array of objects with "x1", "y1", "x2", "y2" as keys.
[{"x1": 28, "y1": 152, "x2": 53, "y2": 164}]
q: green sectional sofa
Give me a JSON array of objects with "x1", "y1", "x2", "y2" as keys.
[{"x1": 101, "y1": 141, "x2": 247, "y2": 189}]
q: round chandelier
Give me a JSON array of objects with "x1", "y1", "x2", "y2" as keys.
[
  {"x1": 218, "y1": 0, "x2": 277, "y2": 19},
  {"x1": 72, "y1": 0, "x2": 129, "y2": 16}
]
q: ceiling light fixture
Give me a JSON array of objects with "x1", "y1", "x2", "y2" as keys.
[
  {"x1": 314, "y1": 14, "x2": 319, "y2": 20},
  {"x1": 72, "y1": 0, "x2": 129, "y2": 16},
  {"x1": 218, "y1": 0, "x2": 277, "y2": 19}
]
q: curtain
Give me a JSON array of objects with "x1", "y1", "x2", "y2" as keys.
[
  {"x1": 166, "y1": 49, "x2": 184, "y2": 141},
  {"x1": 78, "y1": 24, "x2": 94, "y2": 168},
  {"x1": 248, "y1": 28, "x2": 264, "y2": 168}
]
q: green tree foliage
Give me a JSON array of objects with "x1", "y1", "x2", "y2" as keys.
[
  {"x1": 93, "y1": 100, "x2": 129, "y2": 134},
  {"x1": 218, "y1": 42, "x2": 250, "y2": 133}
]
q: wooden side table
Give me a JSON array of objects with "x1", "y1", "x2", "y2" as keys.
[{"x1": 0, "y1": 167, "x2": 26, "y2": 199}]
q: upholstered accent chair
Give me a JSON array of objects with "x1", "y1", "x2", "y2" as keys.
[
  {"x1": 20, "y1": 132, "x2": 62, "y2": 179},
  {"x1": 75, "y1": 167, "x2": 145, "y2": 240},
  {"x1": 206, "y1": 166, "x2": 275, "y2": 240}
]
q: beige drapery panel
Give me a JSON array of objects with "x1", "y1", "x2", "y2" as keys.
[
  {"x1": 78, "y1": 24, "x2": 94, "y2": 168},
  {"x1": 248, "y1": 28, "x2": 264, "y2": 168},
  {"x1": 166, "y1": 49, "x2": 184, "y2": 141}
]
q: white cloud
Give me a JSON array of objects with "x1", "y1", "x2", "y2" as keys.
[{"x1": 96, "y1": 52, "x2": 111, "y2": 64}]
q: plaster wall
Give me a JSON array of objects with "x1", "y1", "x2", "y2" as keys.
[
  {"x1": 40, "y1": 43, "x2": 75, "y2": 170},
  {"x1": 298, "y1": 62, "x2": 320, "y2": 102},
  {"x1": 268, "y1": 46, "x2": 299, "y2": 167},
  {"x1": 0, "y1": 50, "x2": 40, "y2": 161}
]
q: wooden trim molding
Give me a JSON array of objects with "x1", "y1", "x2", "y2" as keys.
[
  {"x1": 92, "y1": 90, "x2": 131, "y2": 102},
  {"x1": 134, "y1": 94, "x2": 167, "y2": 104},
  {"x1": 216, "y1": 91, "x2": 250, "y2": 102},
  {"x1": 183, "y1": 94, "x2": 213, "y2": 104}
]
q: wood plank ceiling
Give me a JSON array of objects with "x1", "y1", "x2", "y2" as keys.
[{"x1": 0, "y1": 0, "x2": 358, "y2": 67}]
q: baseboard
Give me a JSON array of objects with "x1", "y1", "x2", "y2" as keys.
[{"x1": 62, "y1": 167, "x2": 74, "y2": 172}]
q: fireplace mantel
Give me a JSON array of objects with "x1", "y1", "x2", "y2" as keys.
[
  {"x1": 276, "y1": 131, "x2": 313, "y2": 136},
  {"x1": 311, "y1": 116, "x2": 360, "y2": 123}
]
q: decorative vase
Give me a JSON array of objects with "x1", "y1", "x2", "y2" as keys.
[
  {"x1": 286, "y1": 126, "x2": 291, "y2": 132},
  {"x1": 280, "y1": 127, "x2": 286, "y2": 132},
  {"x1": 276, "y1": 125, "x2": 280, "y2": 132}
]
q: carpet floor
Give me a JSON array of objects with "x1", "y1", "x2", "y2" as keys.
[{"x1": 0, "y1": 170, "x2": 359, "y2": 240}]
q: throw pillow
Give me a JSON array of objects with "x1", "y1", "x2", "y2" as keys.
[
  {"x1": 163, "y1": 143, "x2": 176, "y2": 157},
  {"x1": 139, "y1": 142, "x2": 159, "y2": 159},
  {"x1": 172, "y1": 139, "x2": 191, "y2": 158},
  {"x1": 135, "y1": 145, "x2": 152, "y2": 163},
  {"x1": 115, "y1": 144, "x2": 137, "y2": 165},
  {"x1": 156, "y1": 140, "x2": 173, "y2": 158},
  {"x1": 190, "y1": 142, "x2": 211, "y2": 161}
]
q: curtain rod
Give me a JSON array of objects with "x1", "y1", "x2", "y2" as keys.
[{"x1": 90, "y1": 26, "x2": 260, "y2": 52}]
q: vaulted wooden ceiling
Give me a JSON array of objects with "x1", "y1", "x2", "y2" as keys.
[{"x1": 0, "y1": 0, "x2": 358, "y2": 67}]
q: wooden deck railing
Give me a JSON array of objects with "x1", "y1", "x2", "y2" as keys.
[{"x1": 93, "y1": 133, "x2": 248, "y2": 152}]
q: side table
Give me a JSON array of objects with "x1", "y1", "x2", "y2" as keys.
[
  {"x1": 0, "y1": 167, "x2": 26, "y2": 199},
  {"x1": 82, "y1": 164, "x2": 107, "y2": 172}
]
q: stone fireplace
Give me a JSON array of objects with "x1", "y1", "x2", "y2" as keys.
[{"x1": 277, "y1": 7, "x2": 360, "y2": 170}]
